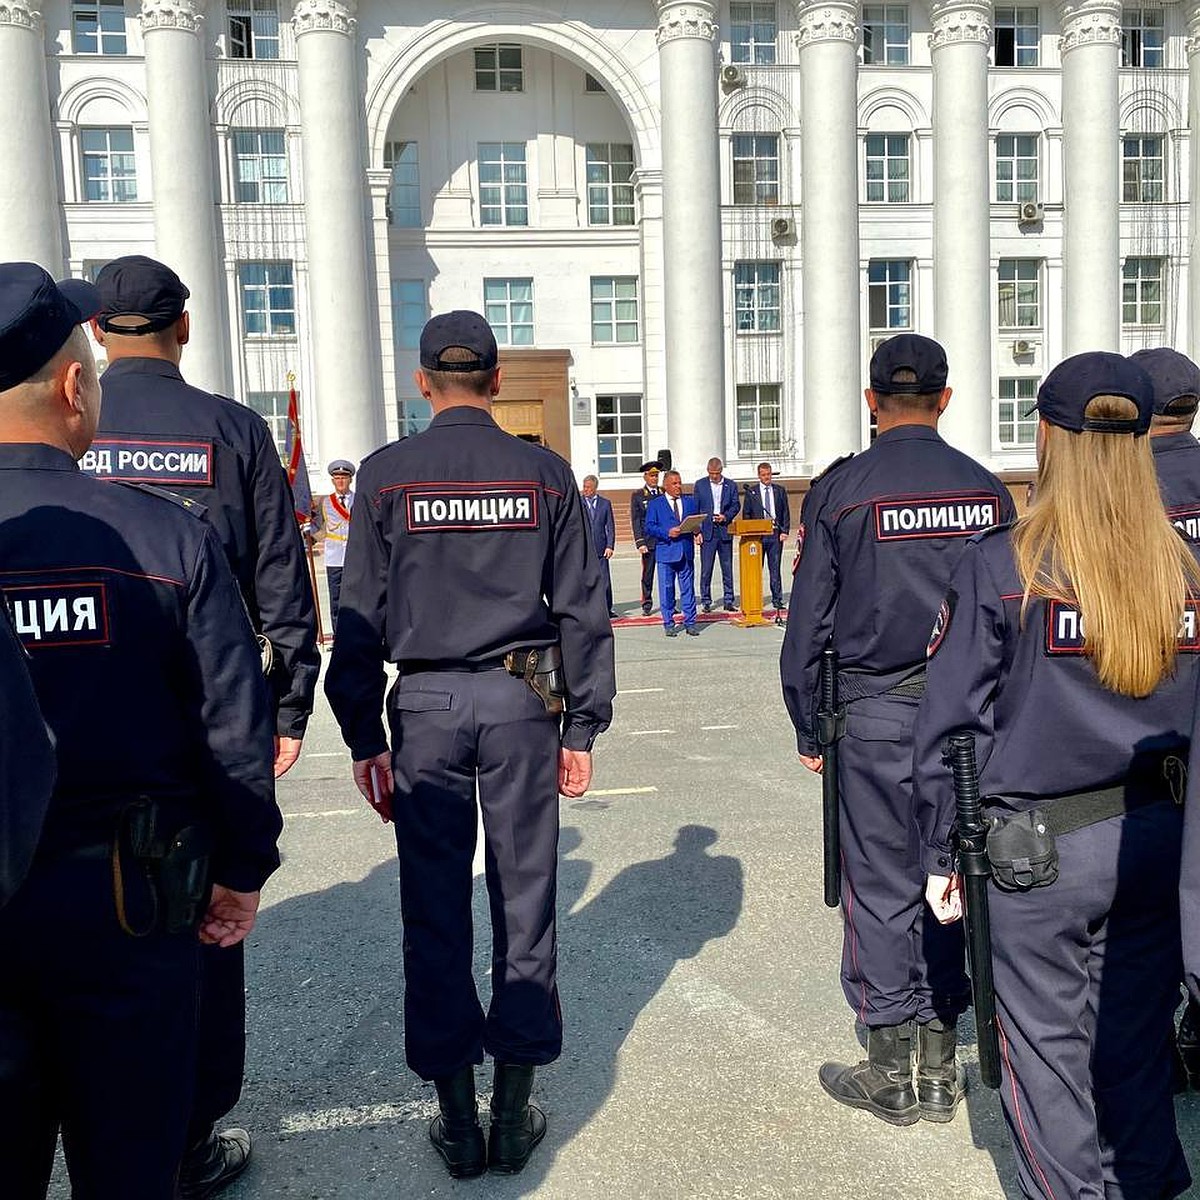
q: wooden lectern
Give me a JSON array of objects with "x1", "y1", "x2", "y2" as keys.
[{"x1": 730, "y1": 518, "x2": 776, "y2": 627}]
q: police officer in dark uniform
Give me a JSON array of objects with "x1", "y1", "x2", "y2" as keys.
[
  {"x1": 325, "y1": 310, "x2": 615, "y2": 1178},
  {"x1": 630, "y1": 459, "x2": 663, "y2": 614},
  {"x1": 781, "y1": 334, "x2": 1016, "y2": 1124},
  {"x1": 0, "y1": 262, "x2": 281, "y2": 1198},
  {"x1": 915, "y1": 352, "x2": 1198, "y2": 1199},
  {"x1": 81, "y1": 255, "x2": 318, "y2": 1194}
]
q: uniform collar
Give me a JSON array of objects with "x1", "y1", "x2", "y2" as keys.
[
  {"x1": 100, "y1": 356, "x2": 186, "y2": 384},
  {"x1": 873, "y1": 424, "x2": 942, "y2": 445},
  {"x1": 0, "y1": 443, "x2": 80, "y2": 471},
  {"x1": 1150, "y1": 430, "x2": 1200, "y2": 454},
  {"x1": 427, "y1": 405, "x2": 498, "y2": 429}
]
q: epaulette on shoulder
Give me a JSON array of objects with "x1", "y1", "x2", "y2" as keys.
[
  {"x1": 970, "y1": 518, "x2": 1015, "y2": 544},
  {"x1": 114, "y1": 480, "x2": 209, "y2": 520},
  {"x1": 810, "y1": 453, "x2": 854, "y2": 488},
  {"x1": 360, "y1": 436, "x2": 409, "y2": 468}
]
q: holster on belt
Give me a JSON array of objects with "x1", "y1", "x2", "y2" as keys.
[{"x1": 504, "y1": 645, "x2": 566, "y2": 715}]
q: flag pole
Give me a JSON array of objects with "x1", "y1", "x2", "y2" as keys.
[{"x1": 289, "y1": 371, "x2": 326, "y2": 648}]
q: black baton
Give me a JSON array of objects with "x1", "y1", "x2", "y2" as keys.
[
  {"x1": 817, "y1": 646, "x2": 845, "y2": 908},
  {"x1": 946, "y1": 730, "x2": 1001, "y2": 1089}
]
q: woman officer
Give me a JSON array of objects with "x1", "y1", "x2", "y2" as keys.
[{"x1": 913, "y1": 351, "x2": 1199, "y2": 1200}]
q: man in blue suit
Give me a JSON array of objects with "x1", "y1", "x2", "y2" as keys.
[
  {"x1": 693, "y1": 457, "x2": 741, "y2": 613},
  {"x1": 581, "y1": 475, "x2": 617, "y2": 617},
  {"x1": 644, "y1": 470, "x2": 701, "y2": 637}
]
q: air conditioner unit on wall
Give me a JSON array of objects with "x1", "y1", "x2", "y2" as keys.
[
  {"x1": 770, "y1": 215, "x2": 796, "y2": 241},
  {"x1": 721, "y1": 63, "x2": 747, "y2": 88},
  {"x1": 1012, "y1": 339, "x2": 1037, "y2": 357},
  {"x1": 1018, "y1": 201, "x2": 1044, "y2": 226}
]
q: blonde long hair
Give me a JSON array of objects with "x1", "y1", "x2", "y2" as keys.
[{"x1": 1012, "y1": 394, "x2": 1200, "y2": 697}]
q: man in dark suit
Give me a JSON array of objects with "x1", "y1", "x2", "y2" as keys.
[
  {"x1": 693, "y1": 456, "x2": 741, "y2": 613},
  {"x1": 581, "y1": 475, "x2": 617, "y2": 617},
  {"x1": 629, "y1": 460, "x2": 662, "y2": 615},
  {"x1": 742, "y1": 461, "x2": 789, "y2": 624},
  {"x1": 644, "y1": 470, "x2": 701, "y2": 637}
]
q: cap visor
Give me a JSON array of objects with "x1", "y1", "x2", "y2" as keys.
[{"x1": 56, "y1": 278, "x2": 102, "y2": 323}]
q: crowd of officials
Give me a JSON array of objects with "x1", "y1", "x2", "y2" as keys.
[{"x1": 0, "y1": 249, "x2": 1198, "y2": 1200}]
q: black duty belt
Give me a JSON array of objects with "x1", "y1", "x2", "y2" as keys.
[
  {"x1": 402, "y1": 646, "x2": 561, "y2": 677},
  {"x1": 402, "y1": 658, "x2": 508, "y2": 674},
  {"x1": 837, "y1": 665, "x2": 927, "y2": 704}
]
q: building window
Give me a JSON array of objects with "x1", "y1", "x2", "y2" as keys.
[
  {"x1": 596, "y1": 395, "x2": 644, "y2": 475},
  {"x1": 81, "y1": 127, "x2": 137, "y2": 202},
  {"x1": 483, "y1": 278, "x2": 534, "y2": 345},
  {"x1": 384, "y1": 141, "x2": 421, "y2": 227},
  {"x1": 398, "y1": 398, "x2": 433, "y2": 437},
  {"x1": 730, "y1": 3, "x2": 778, "y2": 64},
  {"x1": 996, "y1": 378, "x2": 1039, "y2": 448},
  {"x1": 1122, "y1": 135, "x2": 1164, "y2": 203},
  {"x1": 862, "y1": 5, "x2": 910, "y2": 64},
  {"x1": 998, "y1": 259, "x2": 1041, "y2": 328},
  {"x1": 868, "y1": 260, "x2": 912, "y2": 331},
  {"x1": 732, "y1": 134, "x2": 780, "y2": 205},
  {"x1": 228, "y1": 0, "x2": 279, "y2": 60},
  {"x1": 586, "y1": 143, "x2": 635, "y2": 226},
  {"x1": 736, "y1": 384, "x2": 782, "y2": 455},
  {"x1": 391, "y1": 280, "x2": 425, "y2": 351},
  {"x1": 232, "y1": 129, "x2": 287, "y2": 203},
  {"x1": 993, "y1": 6, "x2": 1039, "y2": 66},
  {"x1": 239, "y1": 262, "x2": 295, "y2": 337},
  {"x1": 475, "y1": 44, "x2": 523, "y2": 92},
  {"x1": 584, "y1": 72, "x2": 605, "y2": 92},
  {"x1": 478, "y1": 142, "x2": 528, "y2": 226},
  {"x1": 995, "y1": 134, "x2": 1039, "y2": 203},
  {"x1": 734, "y1": 262, "x2": 782, "y2": 333},
  {"x1": 72, "y1": 0, "x2": 126, "y2": 54},
  {"x1": 1123, "y1": 257, "x2": 1163, "y2": 326},
  {"x1": 1122, "y1": 7, "x2": 1164, "y2": 68},
  {"x1": 865, "y1": 134, "x2": 911, "y2": 203},
  {"x1": 591, "y1": 277, "x2": 639, "y2": 344},
  {"x1": 246, "y1": 391, "x2": 289, "y2": 458}
]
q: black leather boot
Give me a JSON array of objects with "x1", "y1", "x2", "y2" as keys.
[
  {"x1": 818, "y1": 1023, "x2": 919, "y2": 1126},
  {"x1": 487, "y1": 1062, "x2": 546, "y2": 1174},
  {"x1": 178, "y1": 1127, "x2": 252, "y2": 1199},
  {"x1": 1180, "y1": 999, "x2": 1200, "y2": 1089},
  {"x1": 429, "y1": 1065, "x2": 486, "y2": 1178},
  {"x1": 916, "y1": 1018, "x2": 964, "y2": 1122}
]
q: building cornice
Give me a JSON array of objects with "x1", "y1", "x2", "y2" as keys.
[
  {"x1": 654, "y1": 1, "x2": 718, "y2": 47},
  {"x1": 794, "y1": 0, "x2": 859, "y2": 49},
  {"x1": 929, "y1": 0, "x2": 991, "y2": 49},
  {"x1": 293, "y1": 0, "x2": 356, "y2": 38},
  {"x1": 1057, "y1": 0, "x2": 1121, "y2": 54}
]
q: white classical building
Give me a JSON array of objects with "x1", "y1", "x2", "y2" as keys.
[{"x1": 1, "y1": 0, "x2": 1197, "y2": 489}]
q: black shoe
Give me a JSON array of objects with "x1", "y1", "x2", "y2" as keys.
[
  {"x1": 642, "y1": 604, "x2": 652, "y2": 615},
  {"x1": 818, "y1": 1024, "x2": 920, "y2": 1127},
  {"x1": 685, "y1": 626, "x2": 699, "y2": 637},
  {"x1": 178, "y1": 1128, "x2": 252, "y2": 1199},
  {"x1": 664, "y1": 626, "x2": 678, "y2": 637},
  {"x1": 723, "y1": 602, "x2": 736, "y2": 612},
  {"x1": 774, "y1": 615, "x2": 786, "y2": 627},
  {"x1": 488, "y1": 1063, "x2": 546, "y2": 1174},
  {"x1": 1180, "y1": 999, "x2": 1200, "y2": 1088},
  {"x1": 701, "y1": 603, "x2": 712, "y2": 613},
  {"x1": 915, "y1": 1019, "x2": 964, "y2": 1122},
  {"x1": 608, "y1": 610, "x2": 618, "y2": 618},
  {"x1": 429, "y1": 1066, "x2": 486, "y2": 1178}
]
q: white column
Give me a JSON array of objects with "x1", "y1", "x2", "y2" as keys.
[
  {"x1": 1187, "y1": 6, "x2": 1200, "y2": 358},
  {"x1": 0, "y1": 0, "x2": 62, "y2": 270},
  {"x1": 930, "y1": 0, "x2": 992, "y2": 461},
  {"x1": 1058, "y1": 0, "x2": 1121, "y2": 353},
  {"x1": 293, "y1": 0, "x2": 385, "y2": 465},
  {"x1": 795, "y1": 0, "x2": 862, "y2": 470},
  {"x1": 654, "y1": 1, "x2": 725, "y2": 479},
  {"x1": 140, "y1": 0, "x2": 231, "y2": 394}
]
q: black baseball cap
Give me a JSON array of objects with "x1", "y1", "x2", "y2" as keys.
[
  {"x1": 1129, "y1": 348, "x2": 1200, "y2": 414},
  {"x1": 93, "y1": 254, "x2": 190, "y2": 334},
  {"x1": 419, "y1": 310, "x2": 499, "y2": 372},
  {"x1": 0, "y1": 262, "x2": 100, "y2": 392},
  {"x1": 869, "y1": 333, "x2": 949, "y2": 395},
  {"x1": 1032, "y1": 351, "x2": 1154, "y2": 435}
]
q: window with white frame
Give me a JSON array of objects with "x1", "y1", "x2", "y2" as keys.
[
  {"x1": 475, "y1": 44, "x2": 523, "y2": 92},
  {"x1": 734, "y1": 262, "x2": 782, "y2": 332},
  {"x1": 81, "y1": 128, "x2": 137, "y2": 202},
  {"x1": 868, "y1": 260, "x2": 912, "y2": 331},
  {"x1": 732, "y1": 134, "x2": 780, "y2": 205},
  {"x1": 736, "y1": 384, "x2": 782, "y2": 455},
  {"x1": 384, "y1": 141, "x2": 421, "y2": 227},
  {"x1": 246, "y1": 391, "x2": 289, "y2": 458},
  {"x1": 995, "y1": 134, "x2": 1039, "y2": 203},
  {"x1": 993, "y1": 7, "x2": 1039, "y2": 65},
  {"x1": 1123, "y1": 257, "x2": 1163, "y2": 326},
  {"x1": 586, "y1": 143, "x2": 635, "y2": 226},
  {"x1": 483, "y1": 278, "x2": 534, "y2": 345},
  {"x1": 228, "y1": 0, "x2": 279, "y2": 60},
  {"x1": 1122, "y1": 135, "x2": 1164, "y2": 203},
  {"x1": 862, "y1": 5, "x2": 910, "y2": 64},
  {"x1": 478, "y1": 143, "x2": 528, "y2": 226},
  {"x1": 596, "y1": 395, "x2": 645, "y2": 475},
  {"x1": 239, "y1": 262, "x2": 295, "y2": 336},
  {"x1": 996, "y1": 378, "x2": 1039, "y2": 448},
  {"x1": 232, "y1": 129, "x2": 287, "y2": 203},
  {"x1": 398, "y1": 398, "x2": 433, "y2": 436},
  {"x1": 591, "y1": 278, "x2": 639, "y2": 344},
  {"x1": 72, "y1": 0, "x2": 126, "y2": 54},
  {"x1": 1122, "y1": 7, "x2": 1164, "y2": 67},
  {"x1": 391, "y1": 280, "x2": 425, "y2": 351},
  {"x1": 998, "y1": 259, "x2": 1041, "y2": 328},
  {"x1": 865, "y1": 134, "x2": 911, "y2": 203},
  {"x1": 730, "y1": 3, "x2": 778, "y2": 64}
]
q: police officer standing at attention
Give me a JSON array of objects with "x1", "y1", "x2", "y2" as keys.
[
  {"x1": 0, "y1": 262, "x2": 281, "y2": 1198},
  {"x1": 80, "y1": 254, "x2": 318, "y2": 1195},
  {"x1": 781, "y1": 334, "x2": 1015, "y2": 1125},
  {"x1": 326, "y1": 311, "x2": 614, "y2": 1179},
  {"x1": 630, "y1": 459, "x2": 663, "y2": 614},
  {"x1": 314, "y1": 458, "x2": 356, "y2": 633}
]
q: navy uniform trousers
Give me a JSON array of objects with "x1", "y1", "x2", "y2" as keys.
[
  {"x1": 837, "y1": 691, "x2": 968, "y2": 1026},
  {"x1": 990, "y1": 803, "x2": 1189, "y2": 1200},
  {"x1": 389, "y1": 666, "x2": 562, "y2": 1079}
]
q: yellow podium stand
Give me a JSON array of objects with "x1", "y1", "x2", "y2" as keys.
[{"x1": 730, "y1": 518, "x2": 776, "y2": 627}]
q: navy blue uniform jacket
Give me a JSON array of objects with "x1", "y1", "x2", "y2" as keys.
[
  {"x1": 693, "y1": 477, "x2": 741, "y2": 541},
  {"x1": 1153, "y1": 431, "x2": 1200, "y2": 543},
  {"x1": 645, "y1": 494, "x2": 699, "y2": 563},
  {"x1": 630, "y1": 486, "x2": 659, "y2": 551}
]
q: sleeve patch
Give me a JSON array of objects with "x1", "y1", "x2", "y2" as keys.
[{"x1": 926, "y1": 589, "x2": 956, "y2": 658}]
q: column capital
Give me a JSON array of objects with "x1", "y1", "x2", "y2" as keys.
[
  {"x1": 794, "y1": 0, "x2": 859, "y2": 49},
  {"x1": 654, "y1": 1, "x2": 717, "y2": 47},
  {"x1": 929, "y1": 0, "x2": 991, "y2": 49},
  {"x1": 1185, "y1": 3, "x2": 1200, "y2": 56},
  {"x1": 139, "y1": 0, "x2": 204, "y2": 33},
  {"x1": 1057, "y1": 0, "x2": 1121, "y2": 53},
  {"x1": 293, "y1": 0, "x2": 356, "y2": 38},
  {"x1": 0, "y1": 0, "x2": 44, "y2": 31}
]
